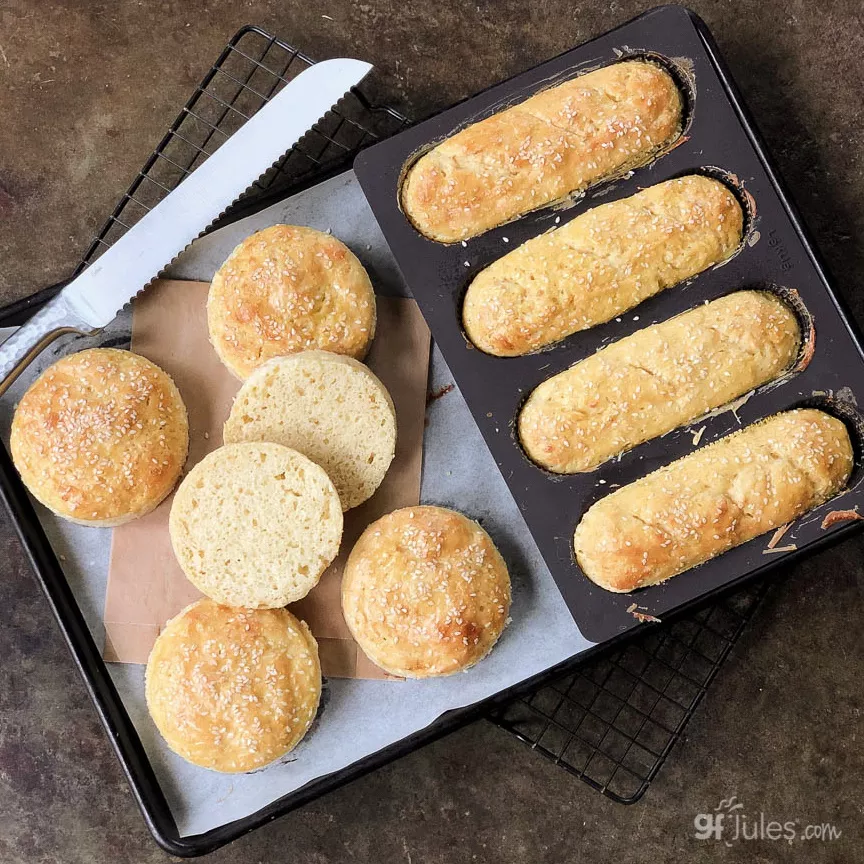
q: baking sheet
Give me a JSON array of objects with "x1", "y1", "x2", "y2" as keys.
[{"x1": 0, "y1": 170, "x2": 590, "y2": 836}]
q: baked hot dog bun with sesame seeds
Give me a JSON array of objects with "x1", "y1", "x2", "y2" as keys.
[
  {"x1": 341, "y1": 505, "x2": 511, "y2": 678},
  {"x1": 169, "y1": 443, "x2": 343, "y2": 608},
  {"x1": 401, "y1": 60, "x2": 684, "y2": 243},
  {"x1": 207, "y1": 225, "x2": 376, "y2": 380},
  {"x1": 574, "y1": 409, "x2": 853, "y2": 593},
  {"x1": 520, "y1": 291, "x2": 801, "y2": 473},
  {"x1": 10, "y1": 348, "x2": 188, "y2": 527},
  {"x1": 145, "y1": 599, "x2": 321, "y2": 773},
  {"x1": 462, "y1": 175, "x2": 744, "y2": 356}
]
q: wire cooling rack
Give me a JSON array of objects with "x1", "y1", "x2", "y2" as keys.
[
  {"x1": 488, "y1": 581, "x2": 769, "y2": 802},
  {"x1": 70, "y1": 23, "x2": 768, "y2": 806},
  {"x1": 74, "y1": 25, "x2": 408, "y2": 275}
]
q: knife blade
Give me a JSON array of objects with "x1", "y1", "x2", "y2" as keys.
[{"x1": 0, "y1": 57, "x2": 372, "y2": 397}]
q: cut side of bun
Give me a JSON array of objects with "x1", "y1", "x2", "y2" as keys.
[
  {"x1": 169, "y1": 442, "x2": 343, "y2": 608},
  {"x1": 224, "y1": 351, "x2": 397, "y2": 511}
]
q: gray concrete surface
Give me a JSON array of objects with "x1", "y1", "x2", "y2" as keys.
[{"x1": 1, "y1": 1, "x2": 863, "y2": 861}]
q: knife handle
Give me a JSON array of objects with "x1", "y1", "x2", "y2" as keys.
[{"x1": 0, "y1": 295, "x2": 97, "y2": 398}]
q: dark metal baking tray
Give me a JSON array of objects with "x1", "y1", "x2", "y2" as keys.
[
  {"x1": 354, "y1": 3, "x2": 864, "y2": 643},
  {"x1": 1, "y1": 13, "x2": 860, "y2": 857}
]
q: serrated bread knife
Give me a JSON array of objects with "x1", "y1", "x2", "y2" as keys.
[{"x1": 0, "y1": 58, "x2": 372, "y2": 397}]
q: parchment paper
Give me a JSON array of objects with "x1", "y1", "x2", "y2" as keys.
[
  {"x1": 0, "y1": 171, "x2": 592, "y2": 837},
  {"x1": 104, "y1": 279, "x2": 430, "y2": 679}
]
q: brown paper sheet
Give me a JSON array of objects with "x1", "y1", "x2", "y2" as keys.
[{"x1": 103, "y1": 279, "x2": 431, "y2": 679}]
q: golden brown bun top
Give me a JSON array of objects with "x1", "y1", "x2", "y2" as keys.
[
  {"x1": 207, "y1": 225, "x2": 376, "y2": 379},
  {"x1": 10, "y1": 348, "x2": 188, "y2": 525},
  {"x1": 145, "y1": 599, "x2": 321, "y2": 773},
  {"x1": 401, "y1": 61, "x2": 683, "y2": 242},
  {"x1": 574, "y1": 409, "x2": 853, "y2": 592},
  {"x1": 341, "y1": 506, "x2": 511, "y2": 678},
  {"x1": 462, "y1": 175, "x2": 744, "y2": 356},
  {"x1": 518, "y1": 291, "x2": 800, "y2": 473}
]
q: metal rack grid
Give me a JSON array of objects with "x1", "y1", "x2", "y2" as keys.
[
  {"x1": 74, "y1": 25, "x2": 409, "y2": 275},
  {"x1": 70, "y1": 23, "x2": 768, "y2": 806},
  {"x1": 488, "y1": 580, "x2": 769, "y2": 802}
]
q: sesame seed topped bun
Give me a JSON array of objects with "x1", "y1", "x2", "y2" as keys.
[
  {"x1": 462, "y1": 175, "x2": 743, "y2": 356},
  {"x1": 341, "y1": 505, "x2": 511, "y2": 678},
  {"x1": 207, "y1": 225, "x2": 376, "y2": 380},
  {"x1": 401, "y1": 60, "x2": 683, "y2": 243},
  {"x1": 145, "y1": 599, "x2": 321, "y2": 773},
  {"x1": 10, "y1": 348, "x2": 188, "y2": 526}
]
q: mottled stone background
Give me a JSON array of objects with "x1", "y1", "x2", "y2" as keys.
[{"x1": 0, "y1": 1, "x2": 862, "y2": 861}]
